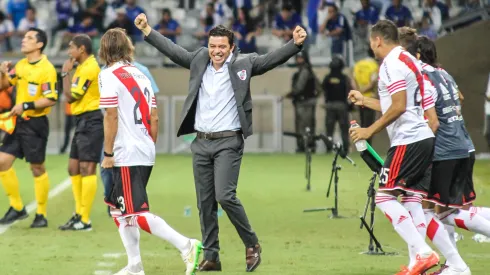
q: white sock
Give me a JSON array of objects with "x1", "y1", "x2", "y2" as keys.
[
  {"x1": 135, "y1": 212, "x2": 191, "y2": 254},
  {"x1": 445, "y1": 224, "x2": 457, "y2": 248},
  {"x1": 401, "y1": 195, "x2": 426, "y2": 268},
  {"x1": 376, "y1": 193, "x2": 432, "y2": 256},
  {"x1": 425, "y1": 210, "x2": 467, "y2": 271},
  {"x1": 115, "y1": 216, "x2": 143, "y2": 273},
  {"x1": 440, "y1": 209, "x2": 490, "y2": 237},
  {"x1": 469, "y1": 206, "x2": 490, "y2": 221}
]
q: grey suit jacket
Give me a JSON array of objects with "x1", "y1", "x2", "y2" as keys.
[{"x1": 144, "y1": 29, "x2": 302, "y2": 138}]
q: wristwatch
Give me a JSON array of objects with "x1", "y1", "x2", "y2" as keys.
[
  {"x1": 61, "y1": 72, "x2": 69, "y2": 78},
  {"x1": 104, "y1": 151, "x2": 114, "y2": 157}
]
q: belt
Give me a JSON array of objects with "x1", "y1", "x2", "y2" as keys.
[{"x1": 196, "y1": 130, "x2": 242, "y2": 140}]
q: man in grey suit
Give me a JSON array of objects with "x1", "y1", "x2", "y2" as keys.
[{"x1": 135, "y1": 13, "x2": 307, "y2": 272}]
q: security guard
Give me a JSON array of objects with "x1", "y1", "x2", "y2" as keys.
[
  {"x1": 0, "y1": 27, "x2": 58, "y2": 228},
  {"x1": 59, "y1": 34, "x2": 102, "y2": 231},
  {"x1": 284, "y1": 51, "x2": 321, "y2": 153}
]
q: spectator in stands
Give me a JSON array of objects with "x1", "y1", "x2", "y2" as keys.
[
  {"x1": 423, "y1": 0, "x2": 449, "y2": 31},
  {"x1": 354, "y1": 0, "x2": 380, "y2": 27},
  {"x1": 0, "y1": 11, "x2": 14, "y2": 52},
  {"x1": 201, "y1": 0, "x2": 233, "y2": 28},
  {"x1": 6, "y1": 0, "x2": 30, "y2": 29},
  {"x1": 232, "y1": 8, "x2": 260, "y2": 53},
  {"x1": 319, "y1": 4, "x2": 348, "y2": 56},
  {"x1": 272, "y1": 4, "x2": 303, "y2": 42},
  {"x1": 125, "y1": 0, "x2": 146, "y2": 42},
  {"x1": 195, "y1": 3, "x2": 217, "y2": 46},
  {"x1": 385, "y1": 0, "x2": 413, "y2": 27},
  {"x1": 154, "y1": 8, "x2": 182, "y2": 45},
  {"x1": 418, "y1": 14, "x2": 438, "y2": 39},
  {"x1": 52, "y1": 0, "x2": 73, "y2": 47},
  {"x1": 16, "y1": 8, "x2": 46, "y2": 37},
  {"x1": 106, "y1": 7, "x2": 134, "y2": 36},
  {"x1": 84, "y1": 0, "x2": 107, "y2": 33},
  {"x1": 66, "y1": 12, "x2": 98, "y2": 38}
]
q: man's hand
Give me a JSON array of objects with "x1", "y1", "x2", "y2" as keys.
[
  {"x1": 9, "y1": 104, "x2": 24, "y2": 117},
  {"x1": 0, "y1": 61, "x2": 12, "y2": 74},
  {"x1": 348, "y1": 90, "x2": 364, "y2": 106},
  {"x1": 134, "y1": 13, "x2": 151, "y2": 36},
  {"x1": 349, "y1": 127, "x2": 373, "y2": 143},
  {"x1": 62, "y1": 58, "x2": 75, "y2": 73},
  {"x1": 292, "y1": 26, "x2": 307, "y2": 46},
  {"x1": 101, "y1": 156, "x2": 115, "y2": 169}
]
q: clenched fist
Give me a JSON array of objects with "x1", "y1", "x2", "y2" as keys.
[
  {"x1": 348, "y1": 90, "x2": 364, "y2": 106},
  {"x1": 292, "y1": 26, "x2": 307, "y2": 46},
  {"x1": 134, "y1": 13, "x2": 151, "y2": 36}
]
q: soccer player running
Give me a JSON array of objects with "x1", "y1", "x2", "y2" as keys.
[
  {"x1": 0, "y1": 28, "x2": 57, "y2": 228},
  {"x1": 348, "y1": 20, "x2": 439, "y2": 275},
  {"x1": 399, "y1": 28, "x2": 471, "y2": 275},
  {"x1": 98, "y1": 28, "x2": 202, "y2": 275},
  {"x1": 58, "y1": 34, "x2": 103, "y2": 231}
]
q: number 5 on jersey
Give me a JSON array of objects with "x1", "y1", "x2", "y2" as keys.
[{"x1": 380, "y1": 167, "x2": 390, "y2": 184}]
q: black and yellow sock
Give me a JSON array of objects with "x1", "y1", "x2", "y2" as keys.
[
  {"x1": 71, "y1": 175, "x2": 82, "y2": 215},
  {"x1": 81, "y1": 175, "x2": 97, "y2": 224},
  {"x1": 34, "y1": 173, "x2": 50, "y2": 217},
  {"x1": 0, "y1": 167, "x2": 24, "y2": 211}
]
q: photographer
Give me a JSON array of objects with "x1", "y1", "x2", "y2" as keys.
[
  {"x1": 323, "y1": 55, "x2": 354, "y2": 155},
  {"x1": 284, "y1": 51, "x2": 321, "y2": 153}
]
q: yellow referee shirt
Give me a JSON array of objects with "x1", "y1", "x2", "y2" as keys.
[
  {"x1": 353, "y1": 57, "x2": 379, "y2": 98},
  {"x1": 70, "y1": 55, "x2": 101, "y2": 116},
  {"x1": 8, "y1": 55, "x2": 58, "y2": 117}
]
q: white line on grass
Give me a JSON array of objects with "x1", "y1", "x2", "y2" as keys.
[
  {"x1": 0, "y1": 177, "x2": 71, "y2": 235},
  {"x1": 93, "y1": 271, "x2": 111, "y2": 275},
  {"x1": 97, "y1": 262, "x2": 116, "y2": 267}
]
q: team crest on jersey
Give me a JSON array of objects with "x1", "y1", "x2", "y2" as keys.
[{"x1": 237, "y1": 70, "x2": 247, "y2": 81}]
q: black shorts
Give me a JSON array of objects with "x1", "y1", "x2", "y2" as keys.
[
  {"x1": 0, "y1": 116, "x2": 49, "y2": 163},
  {"x1": 463, "y1": 151, "x2": 476, "y2": 205},
  {"x1": 378, "y1": 138, "x2": 434, "y2": 196},
  {"x1": 426, "y1": 157, "x2": 470, "y2": 208},
  {"x1": 69, "y1": 110, "x2": 104, "y2": 163},
  {"x1": 105, "y1": 166, "x2": 153, "y2": 216}
]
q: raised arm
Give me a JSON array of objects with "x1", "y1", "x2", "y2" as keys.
[
  {"x1": 135, "y1": 13, "x2": 200, "y2": 69},
  {"x1": 251, "y1": 26, "x2": 306, "y2": 76}
]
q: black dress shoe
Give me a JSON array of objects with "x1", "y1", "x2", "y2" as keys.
[
  {"x1": 0, "y1": 207, "x2": 28, "y2": 225},
  {"x1": 30, "y1": 214, "x2": 48, "y2": 228},
  {"x1": 245, "y1": 244, "x2": 262, "y2": 272},
  {"x1": 198, "y1": 260, "x2": 222, "y2": 271}
]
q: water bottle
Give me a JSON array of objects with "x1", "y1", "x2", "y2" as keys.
[
  {"x1": 184, "y1": 206, "x2": 191, "y2": 217},
  {"x1": 350, "y1": 120, "x2": 367, "y2": 152}
]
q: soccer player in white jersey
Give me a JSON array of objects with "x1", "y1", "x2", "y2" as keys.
[
  {"x1": 98, "y1": 28, "x2": 202, "y2": 275},
  {"x1": 348, "y1": 20, "x2": 439, "y2": 275}
]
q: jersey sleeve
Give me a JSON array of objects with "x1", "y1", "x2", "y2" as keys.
[
  {"x1": 41, "y1": 66, "x2": 59, "y2": 101},
  {"x1": 98, "y1": 72, "x2": 118, "y2": 108},
  {"x1": 422, "y1": 75, "x2": 436, "y2": 111},
  {"x1": 383, "y1": 60, "x2": 408, "y2": 95},
  {"x1": 7, "y1": 64, "x2": 18, "y2": 86},
  {"x1": 71, "y1": 67, "x2": 97, "y2": 100},
  {"x1": 151, "y1": 95, "x2": 157, "y2": 108}
]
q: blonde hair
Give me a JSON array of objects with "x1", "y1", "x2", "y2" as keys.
[
  {"x1": 98, "y1": 28, "x2": 134, "y2": 65},
  {"x1": 398, "y1": 26, "x2": 418, "y2": 48}
]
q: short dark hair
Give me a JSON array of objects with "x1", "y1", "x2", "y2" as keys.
[
  {"x1": 162, "y1": 8, "x2": 171, "y2": 16},
  {"x1": 282, "y1": 4, "x2": 293, "y2": 11},
  {"x1": 371, "y1": 19, "x2": 399, "y2": 44},
  {"x1": 28, "y1": 27, "x2": 47, "y2": 53},
  {"x1": 398, "y1": 27, "x2": 418, "y2": 56},
  {"x1": 208, "y1": 25, "x2": 234, "y2": 46},
  {"x1": 367, "y1": 48, "x2": 375, "y2": 58},
  {"x1": 72, "y1": 34, "x2": 93, "y2": 55},
  {"x1": 416, "y1": 36, "x2": 438, "y2": 67}
]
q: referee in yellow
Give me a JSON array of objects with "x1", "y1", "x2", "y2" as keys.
[
  {"x1": 0, "y1": 28, "x2": 58, "y2": 228},
  {"x1": 58, "y1": 34, "x2": 102, "y2": 231},
  {"x1": 352, "y1": 49, "x2": 379, "y2": 145}
]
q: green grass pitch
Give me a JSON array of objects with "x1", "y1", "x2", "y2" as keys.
[{"x1": 0, "y1": 154, "x2": 489, "y2": 275}]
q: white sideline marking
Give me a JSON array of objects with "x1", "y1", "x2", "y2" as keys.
[
  {"x1": 0, "y1": 177, "x2": 72, "y2": 235},
  {"x1": 97, "y1": 262, "x2": 116, "y2": 267},
  {"x1": 103, "y1": 253, "x2": 125, "y2": 259},
  {"x1": 93, "y1": 271, "x2": 111, "y2": 275}
]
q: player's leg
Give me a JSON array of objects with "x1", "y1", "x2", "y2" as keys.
[
  {"x1": 59, "y1": 152, "x2": 82, "y2": 230},
  {"x1": 124, "y1": 166, "x2": 202, "y2": 274},
  {"x1": 402, "y1": 194, "x2": 426, "y2": 269},
  {"x1": 377, "y1": 140, "x2": 439, "y2": 274}
]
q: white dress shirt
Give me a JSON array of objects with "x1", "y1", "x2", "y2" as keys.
[{"x1": 194, "y1": 53, "x2": 241, "y2": 133}]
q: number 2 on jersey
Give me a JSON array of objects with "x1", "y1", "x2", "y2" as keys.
[{"x1": 130, "y1": 86, "x2": 151, "y2": 125}]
